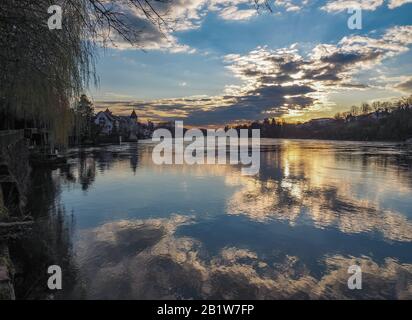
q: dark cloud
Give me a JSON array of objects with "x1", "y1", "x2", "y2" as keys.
[
  {"x1": 186, "y1": 84, "x2": 315, "y2": 125},
  {"x1": 97, "y1": 25, "x2": 412, "y2": 125},
  {"x1": 101, "y1": 2, "x2": 193, "y2": 52},
  {"x1": 395, "y1": 77, "x2": 412, "y2": 93},
  {"x1": 103, "y1": 0, "x2": 271, "y2": 51}
]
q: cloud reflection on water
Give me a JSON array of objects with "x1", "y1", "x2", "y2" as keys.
[
  {"x1": 74, "y1": 215, "x2": 412, "y2": 300},
  {"x1": 225, "y1": 141, "x2": 412, "y2": 242},
  {"x1": 55, "y1": 141, "x2": 412, "y2": 299}
]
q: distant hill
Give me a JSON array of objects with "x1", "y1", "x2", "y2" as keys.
[{"x1": 233, "y1": 96, "x2": 412, "y2": 142}]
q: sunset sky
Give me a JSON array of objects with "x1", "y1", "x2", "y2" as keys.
[{"x1": 90, "y1": 0, "x2": 412, "y2": 125}]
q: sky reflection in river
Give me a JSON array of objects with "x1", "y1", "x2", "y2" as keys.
[{"x1": 47, "y1": 140, "x2": 412, "y2": 299}]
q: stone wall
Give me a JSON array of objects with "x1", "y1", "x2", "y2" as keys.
[
  {"x1": 0, "y1": 132, "x2": 30, "y2": 218},
  {"x1": 0, "y1": 244, "x2": 15, "y2": 300},
  {"x1": 0, "y1": 187, "x2": 8, "y2": 220},
  {"x1": 0, "y1": 131, "x2": 29, "y2": 300}
]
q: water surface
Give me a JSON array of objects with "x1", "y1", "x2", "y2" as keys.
[{"x1": 24, "y1": 139, "x2": 412, "y2": 299}]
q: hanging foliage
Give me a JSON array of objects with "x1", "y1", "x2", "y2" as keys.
[
  {"x1": 0, "y1": 0, "x2": 170, "y2": 147},
  {"x1": 0, "y1": 0, "x2": 95, "y2": 147}
]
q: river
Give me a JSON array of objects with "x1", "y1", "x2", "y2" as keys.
[{"x1": 14, "y1": 139, "x2": 412, "y2": 299}]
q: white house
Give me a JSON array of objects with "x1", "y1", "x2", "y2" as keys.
[
  {"x1": 94, "y1": 109, "x2": 139, "y2": 140},
  {"x1": 94, "y1": 109, "x2": 116, "y2": 134}
]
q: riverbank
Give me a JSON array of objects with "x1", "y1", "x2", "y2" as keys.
[
  {"x1": 232, "y1": 101, "x2": 412, "y2": 143},
  {"x1": 0, "y1": 130, "x2": 31, "y2": 300},
  {"x1": 0, "y1": 243, "x2": 14, "y2": 299}
]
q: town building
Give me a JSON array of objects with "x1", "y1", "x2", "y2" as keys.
[{"x1": 94, "y1": 109, "x2": 139, "y2": 141}]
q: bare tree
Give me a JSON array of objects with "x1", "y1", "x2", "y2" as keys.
[{"x1": 361, "y1": 103, "x2": 372, "y2": 115}]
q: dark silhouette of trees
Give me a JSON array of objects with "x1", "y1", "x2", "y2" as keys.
[
  {"x1": 233, "y1": 96, "x2": 412, "y2": 142},
  {"x1": 72, "y1": 94, "x2": 95, "y2": 144}
]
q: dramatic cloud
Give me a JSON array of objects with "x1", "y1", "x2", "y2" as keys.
[
  {"x1": 383, "y1": 25, "x2": 412, "y2": 46},
  {"x1": 274, "y1": 0, "x2": 309, "y2": 12},
  {"x1": 209, "y1": 0, "x2": 257, "y2": 20},
  {"x1": 322, "y1": 0, "x2": 383, "y2": 12},
  {"x1": 322, "y1": 0, "x2": 412, "y2": 12},
  {"x1": 103, "y1": 1, "x2": 412, "y2": 51},
  {"x1": 103, "y1": 0, "x2": 265, "y2": 51},
  {"x1": 186, "y1": 25, "x2": 412, "y2": 124},
  {"x1": 388, "y1": 0, "x2": 412, "y2": 8},
  {"x1": 394, "y1": 77, "x2": 412, "y2": 93},
  {"x1": 99, "y1": 1, "x2": 204, "y2": 52},
  {"x1": 97, "y1": 25, "x2": 412, "y2": 125},
  {"x1": 106, "y1": 19, "x2": 194, "y2": 53}
]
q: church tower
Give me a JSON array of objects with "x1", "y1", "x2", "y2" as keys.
[{"x1": 130, "y1": 109, "x2": 138, "y2": 123}]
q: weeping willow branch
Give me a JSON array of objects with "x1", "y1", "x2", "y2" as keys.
[
  {"x1": 0, "y1": 0, "x2": 170, "y2": 146},
  {"x1": 0, "y1": 1, "x2": 270, "y2": 146}
]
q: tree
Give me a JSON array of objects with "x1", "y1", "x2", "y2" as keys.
[
  {"x1": 0, "y1": 0, "x2": 171, "y2": 147},
  {"x1": 361, "y1": 103, "x2": 372, "y2": 114},
  {"x1": 350, "y1": 106, "x2": 360, "y2": 116},
  {"x1": 372, "y1": 101, "x2": 382, "y2": 111},
  {"x1": 73, "y1": 94, "x2": 94, "y2": 143},
  {"x1": 77, "y1": 94, "x2": 94, "y2": 121}
]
